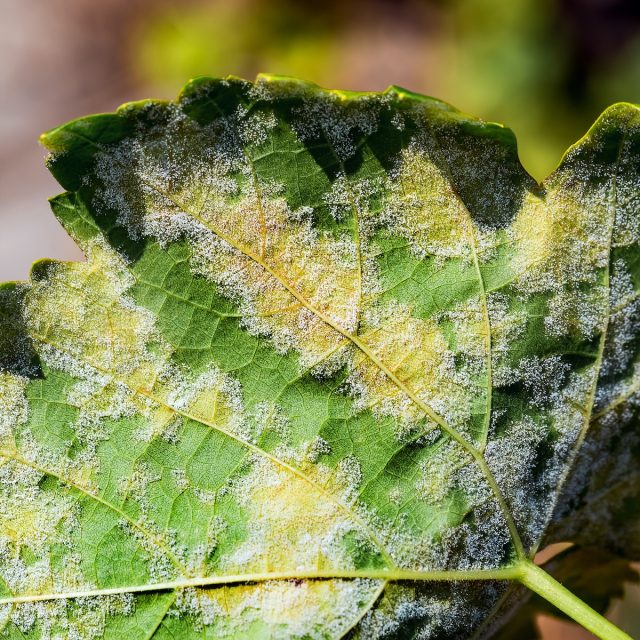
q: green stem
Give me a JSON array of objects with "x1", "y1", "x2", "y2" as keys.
[{"x1": 518, "y1": 561, "x2": 633, "y2": 640}]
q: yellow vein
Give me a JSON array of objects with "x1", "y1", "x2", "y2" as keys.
[
  {"x1": 591, "y1": 378, "x2": 640, "y2": 421},
  {"x1": 54, "y1": 117, "x2": 524, "y2": 558},
  {"x1": 530, "y1": 127, "x2": 626, "y2": 557},
  {"x1": 336, "y1": 580, "x2": 388, "y2": 640},
  {"x1": 0, "y1": 566, "x2": 523, "y2": 606},
  {"x1": 428, "y1": 129, "x2": 494, "y2": 451}
]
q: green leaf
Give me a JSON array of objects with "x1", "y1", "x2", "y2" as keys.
[{"x1": 0, "y1": 75, "x2": 639, "y2": 639}]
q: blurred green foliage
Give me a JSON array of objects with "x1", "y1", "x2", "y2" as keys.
[{"x1": 130, "y1": 0, "x2": 640, "y2": 180}]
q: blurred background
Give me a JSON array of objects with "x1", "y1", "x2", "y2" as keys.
[
  {"x1": 0, "y1": 0, "x2": 639, "y2": 635},
  {"x1": 4, "y1": 0, "x2": 640, "y2": 279}
]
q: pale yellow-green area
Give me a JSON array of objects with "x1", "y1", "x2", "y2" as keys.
[
  {"x1": 510, "y1": 173, "x2": 612, "y2": 343},
  {"x1": 385, "y1": 149, "x2": 472, "y2": 258},
  {"x1": 512, "y1": 178, "x2": 610, "y2": 293},
  {"x1": 224, "y1": 456, "x2": 364, "y2": 574},
  {"x1": 13, "y1": 238, "x2": 393, "y2": 613},
  {"x1": 25, "y1": 241, "x2": 170, "y2": 393},
  {"x1": 353, "y1": 305, "x2": 463, "y2": 427},
  {"x1": 191, "y1": 192, "x2": 361, "y2": 366},
  {"x1": 22, "y1": 241, "x2": 252, "y2": 446},
  {"x1": 179, "y1": 578, "x2": 380, "y2": 639},
  {"x1": 91, "y1": 121, "x2": 494, "y2": 441}
]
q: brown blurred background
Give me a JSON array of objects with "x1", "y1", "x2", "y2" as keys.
[{"x1": 1, "y1": 1, "x2": 639, "y2": 636}]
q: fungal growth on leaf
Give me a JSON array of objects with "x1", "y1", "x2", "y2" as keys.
[{"x1": 0, "y1": 76, "x2": 638, "y2": 640}]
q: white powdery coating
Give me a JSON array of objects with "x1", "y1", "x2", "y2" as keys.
[
  {"x1": 550, "y1": 371, "x2": 640, "y2": 553},
  {"x1": 515, "y1": 355, "x2": 571, "y2": 407},
  {"x1": 25, "y1": 239, "x2": 170, "y2": 383},
  {"x1": 487, "y1": 292, "x2": 527, "y2": 385},
  {"x1": 252, "y1": 400, "x2": 293, "y2": 443},
  {"x1": 611, "y1": 122, "x2": 640, "y2": 247},
  {"x1": 356, "y1": 580, "x2": 503, "y2": 639},
  {"x1": 0, "y1": 459, "x2": 85, "y2": 597},
  {"x1": 187, "y1": 200, "x2": 360, "y2": 366},
  {"x1": 20, "y1": 88, "x2": 639, "y2": 637},
  {"x1": 601, "y1": 258, "x2": 640, "y2": 380},
  {"x1": 305, "y1": 436, "x2": 332, "y2": 463},
  {"x1": 487, "y1": 354, "x2": 590, "y2": 545},
  {"x1": 0, "y1": 373, "x2": 28, "y2": 440},
  {"x1": 290, "y1": 93, "x2": 383, "y2": 161},
  {"x1": 596, "y1": 361, "x2": 640, "y2": 416},
  {"x1": 8, "y1": 593, "x2": 135, "y2": 640},
  {"x1": 378, "y1": 146, "x2": 473, "y2": 260},
  {"x1": 222, "y1": 454, "x2": 364, "y2": 574},
  {"x1": 415, "y1": 441, "x2": 470, "y2": 504},
  {"x1": 323, "y1": 174, "x2": 387, "y2": 226},
  {"x1": 236, "y1": 105, "x2": 278, "y2": 146},
  {"x1": 511, "y1": 175, "x2": 612, "y2": 340},
  {"x1": 68, "y1": 379, "x2": 138, "y2": 455},
  {"x1": 93, "y1": 100, "x2": 461, "y2": 432},
  {"x1": 484, "y1": 416, "x2": 547, "y2": 531},
  {"x1": 172, "y1": 578, "x2": 380, "y2": 639},
  {"x1": 348, "y1": 300, "x2": 473, "y2": 433},
  {"x1": 544, "y1": 286, "x2": 607, "y2": 341},
  {"x1": 336, "y1": 455, "x2": 363, "y2": 504},
  {"x1": 163, "y1": 363, "x2": 249, "y2": 441}
]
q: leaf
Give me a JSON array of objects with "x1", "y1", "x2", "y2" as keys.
[{"x1": 0, "y1": 75, "x2": 639, "y2": 639}]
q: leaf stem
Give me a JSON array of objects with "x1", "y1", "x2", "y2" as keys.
[{"x1": 517, "y1": 560, "x2": 633, "y2": 640}]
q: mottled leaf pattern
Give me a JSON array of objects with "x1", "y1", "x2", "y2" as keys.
[{"x1": 0, "y1": 76, "x2": 638, "y2": 639}]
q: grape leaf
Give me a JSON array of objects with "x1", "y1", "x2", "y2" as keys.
[{"x1": 0, "y1": 75, "x2": 639, "y2": 639}]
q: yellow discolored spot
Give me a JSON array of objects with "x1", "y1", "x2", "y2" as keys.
[
  {"x1": 224, "y1": 457, "x2": 363, "y2": 575},
  {"x1": 512, "y1": 179, "x2": 611, "y2": 293},
  {"x1": 179, "y1": 578, "x2": 380, "y2": 638},
  {"x1": 353, "y1": 304, "x2": 468, "y2": 428},
  {"x1": 25, "y1": 240, "x2": 172, "y2": 391},
  {"x1": 383, "y1": 149, "x2": 473, "y2": 259},
  {"x1": 192, "y1": 192, "x2": 360, "y2": 367}
]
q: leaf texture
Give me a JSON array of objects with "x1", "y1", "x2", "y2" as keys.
[{"x1": 0, "y1": 76, "x2": 638, "y2": 639}]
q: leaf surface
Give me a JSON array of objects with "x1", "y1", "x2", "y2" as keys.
[{"x1": 0, "y1": 76, "x2": 639, "y2": 639}]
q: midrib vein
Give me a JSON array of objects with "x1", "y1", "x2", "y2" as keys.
[{"x1": 0, "y1": 566, "x2": 522, "y2": 606}]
